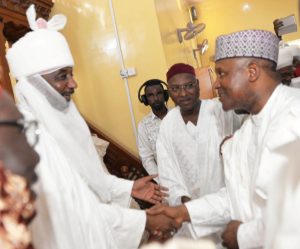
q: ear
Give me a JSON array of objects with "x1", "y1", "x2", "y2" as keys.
[{"x1": 247, "y1": 62, "x2": 260, "y2": 82}]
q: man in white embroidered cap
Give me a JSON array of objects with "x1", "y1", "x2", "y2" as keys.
[
  {"x1": 6, "y1": 5, "x2": 180, "y2": 249},
  {"x1": 147, "y1": 29, "x2": 300, "y2": 249},
  {"x1": 214, "y1": 30, "x2": 300, "y2": 249}
]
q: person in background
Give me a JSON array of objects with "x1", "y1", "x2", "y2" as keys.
[
  {"x1": 276, "y1": 44, "x2": 300, "y2": 87},
  {"x1": 137, "y1": 79, "x2": 169, "y2": 176},
  {"x1": 273, "y1": 17, "x2": 300, "y2": 87},
  {"x1": 0, "y1": 87, "x2": 40, "y2": 249},
  {"x1": 156, "y1": 63, "x2": 240, "y2": 243},
  {"x1": 6, "y1": 5, "x2": 178, "y2": 249}
]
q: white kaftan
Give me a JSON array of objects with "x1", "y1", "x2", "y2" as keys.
[
  {"x1": 15, "y1": 75, "x2": 146, "y2": 249},
  {"x1": 185, "y1": 84, "x2": 300, "y2": 249},
  {"x1": 157, "y1": 99, "x2": 239, "y2": 240},
  {"x1": 264, "y1": 126, "x2": 300, "y2": 249},
  {"x1": 138, "y1": 111, "x2": 163, "y2": 175}
]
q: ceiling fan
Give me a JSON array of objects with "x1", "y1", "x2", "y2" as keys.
[
  {"x1": 193, "y1": 39, "x2": 209, "y2": 67},
  {"x1": 177, "y1": 21, "x2": 206, "y2": 43},
  {"x1": 193, "y1": 39, "x2": 208, "y2": 57}
]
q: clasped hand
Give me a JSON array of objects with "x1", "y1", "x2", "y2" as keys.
[{"x1": 145, "y1": 203, "x2": 189, "y2": 240}]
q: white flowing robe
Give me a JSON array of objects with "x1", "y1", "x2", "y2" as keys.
[
  {"x1": 157, "y1": 99, "x2": 239, "y2": 240},
  {"x1": 15, "y1": 75, "x2": 146, "y2": 249},
  {"x1": 264, "y1": 126, "x2": 300, "y2": 249},
  {"x1": 185, "y1": 84, "x2": 300, "y2": 249}
]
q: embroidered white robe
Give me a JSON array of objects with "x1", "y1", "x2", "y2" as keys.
[{"x1": 157, "y1": 99, "x2": 239, "y2": 241}]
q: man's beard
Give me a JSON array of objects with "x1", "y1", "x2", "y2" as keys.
[{"x1": 151, "y1": 102, "x2": 165, "y2": 112}]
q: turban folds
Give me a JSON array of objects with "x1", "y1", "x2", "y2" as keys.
[{"x1": 6, "y1": 5, "x2": 74, "y2": 79}]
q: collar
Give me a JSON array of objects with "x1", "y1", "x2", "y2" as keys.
[{"x1": 250, "y1": 84, "x2": 282, "y2": 125}]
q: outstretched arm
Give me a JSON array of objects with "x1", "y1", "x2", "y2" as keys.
[{"x1": 148, "y1": 188, "x2": 231, "y2": 239}]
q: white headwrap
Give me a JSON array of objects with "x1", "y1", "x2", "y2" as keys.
[
  {"x1": 290, "y1": 76, "x2": 300, "y2": 88},
  {"x1": 277, "y1": 45, "x2": 300, "y2": 70},
  {"x1": 6, "y1": 5, "x2": 74, "y2": 79}
]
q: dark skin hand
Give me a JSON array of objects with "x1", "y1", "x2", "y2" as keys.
[
  {"x1": 221, "y1": 220, "x2": 242, "y2": 249},
  {"x1": 147, "y1": 203, "x2": 190, "y2": 225},
  {"x1": 181, "y1": 196, "x2": 191, "y2": 204},
  {"x1": 131, "y1": 175, "x2": 168, "y2": 204},
  {"x1": 219, "y1": 135, "x2": 233, "y2": 156},
  {"x1": 145, "y1": 212, "x2": 181, "y2": 239}
]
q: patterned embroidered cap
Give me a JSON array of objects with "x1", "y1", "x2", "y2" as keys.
[{"x1": 215, "y1": 30, "x2": 280, "y2": 64}]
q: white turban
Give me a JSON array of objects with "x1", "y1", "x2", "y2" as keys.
[
  {"x1": 277, "y1": 45, "x2": 300, "y2": 70},
  {"x1": 290, "y1": 76, "x2": 300, "y2": 88},
  {"x1": 6, "y1": 5, "x2": 74, "y2": 79}
]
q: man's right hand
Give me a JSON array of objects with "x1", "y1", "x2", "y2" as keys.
[
  {"x1": 145, "y1": 212, "x2": 181, "y2": 239},
  {"x1": 146, "y1": 203, "x2": 190, "y2": 227}
]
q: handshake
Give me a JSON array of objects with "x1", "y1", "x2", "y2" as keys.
[{"x1": 145, "y1": 203, "x2": 190, "y2": 240}]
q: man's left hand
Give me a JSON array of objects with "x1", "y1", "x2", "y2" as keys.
[
  {"x1": 221, "y1": 220, "x2": 242, "y2": 249},
  {"x1": 131, "y1": 175, "x2": 168, "y2": 204}
]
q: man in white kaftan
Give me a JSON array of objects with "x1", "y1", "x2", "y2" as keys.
[
  {"x1": 6, "y1": 5, "x2": 178, "y2": 249},
  {"x1": 185, "y1": 30, "x2": 284, "y2": 249},
  {"x1": 148, "y1": 30, "x2": 290, "y2": 249},
  {"x1": 138, "y1": 79, "x2": 169, "y2": 175},
  {"x1": 156, "y1": 63, "x2": 240, "y2": 244},
  {"x1": 157, "y1": 98, "x2": 238, "y2": 206}
]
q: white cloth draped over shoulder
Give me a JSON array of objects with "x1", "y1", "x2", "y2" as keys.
[
  {"x1": 185, "y1": 85, "x2": 300, "y2": 249},
  {"x1": 264, "y1": 114, "x2": 300, "y2": 249},
  {"x1": 15, "y1": 75, "x2": 146, "y2": 249},
  {"x1": 157, "y1": 99, "x2": 240, "y2": 240}
]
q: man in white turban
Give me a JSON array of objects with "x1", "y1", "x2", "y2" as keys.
[{"x1": 6, "y1": 5, "x2": 178, "y2": 249}]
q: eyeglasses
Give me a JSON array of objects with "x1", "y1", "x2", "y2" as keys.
[
  {"x1": 168, "y1": 80, "x2": 197, "y2": 93},
  {"x1": 0, "y1": 119, "x2": 40, "y2": 147}
]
